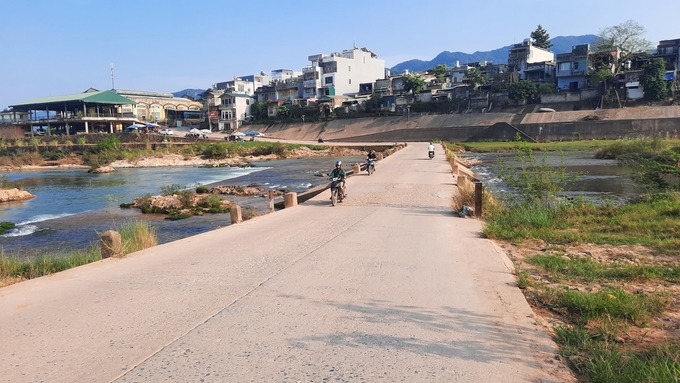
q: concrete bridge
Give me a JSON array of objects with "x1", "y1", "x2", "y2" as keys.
[{"x1": 0, "y1": 143, "x2": 573, "y2": 382}]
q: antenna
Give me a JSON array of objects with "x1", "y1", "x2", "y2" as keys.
[{"x1": 110, "y1": 63, "x2": 115, "y2": 90}]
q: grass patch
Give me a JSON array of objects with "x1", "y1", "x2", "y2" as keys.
[
  {"x1": 458, "y1": 139, "x2": 680, "y2": 153},
  {"x1": 536, "y1": 286, "x2": 670, "y2": 324},
  {"x1": 527, "y1": 254, "x2": 680, "y2": 283},
  {"x1": 484, "y1": 195, "x2": 680, "y2": 255},
  {"x1": 594, "y1": 138, "x2": 665, "y2": 159},
  {"x1": 0, "y1": 220, "x2": 157, "y2": 286},
  {"x1": 0, "y1": 245, "x2": 102, "y2": 282}
]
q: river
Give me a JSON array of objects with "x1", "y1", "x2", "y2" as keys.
[
  {"x1": 458, "y1": 151, "x2": 643, "y2": 203},
  {"x1": 0, "y1": 156, "x2": 364, "y2": 258}
]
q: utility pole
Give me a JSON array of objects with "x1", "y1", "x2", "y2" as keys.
[{"x1": 110, "y1": 63, "x2": 115, "y2": 90}]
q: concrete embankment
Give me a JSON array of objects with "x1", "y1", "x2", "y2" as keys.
[{"x1": 251, "y1": 105, "x2": 680, "y2": 142}]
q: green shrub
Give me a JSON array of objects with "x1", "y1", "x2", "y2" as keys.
[
  {"x1": 160, "y1": 184, "x2": 182, "y2": 196},
  {"x1": 0, "y1": 175, "x2": 22, "y2": 189},
  {"x1": 196, "y1": 185, "x2": 209, "y2": 194},
  {"x1": 166, "y1": 212, "x2": 192, "y2": 220},
  {"x1": 177, "y1": 190, "x2": 194, "y2": 208},
  {"x1": 0, "y1": 222, "x2": 16, "y2": 235}
]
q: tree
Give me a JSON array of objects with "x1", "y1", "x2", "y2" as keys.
[
  {"x1": 250, "y1": 101, "x2": 269, "y2": 121},
  {"x1": 589, "y1": 69, "x2": 614, "y2": 88},
  {"x1": 277, "y1": 105, "x2": 290, "y2": 117},
  {"x1": 427, "y1": 64, "x2": 448, "y2": 80},
  {"x1": 537, "y1": 83, "x2": 557, "y2": 94},
  {"x1": 639, "y1": 58, "x2": 668, "y2": 101},
  {"x1": 403, "y1": 74, "x2": 425, "y2": 96},
  {"x1": 530, "y1": 25, "x2": 553, "y2": 50},
  {"x1": 465, "y1": 67, "x2": 488, "y2": 92},
  {"x1": 593, "y1": 20, "x2": 653, "y2": 107},
  {"x1": 363, "y1": 94, "x2": 382, "y2": 113},
  {"x1": 508, "y1": 80, "x2": 538, "y2": 103}
]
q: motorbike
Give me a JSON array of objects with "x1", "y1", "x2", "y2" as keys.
[
  {"x1": 366, "y1": 158, "x2": 376, "y2": 175},
  {"x1": 428, "y1": 150, "x2": 435, "y2": 159},
  {"x1": 329, "y1": 177, "x2": 344, "y2": 206}
]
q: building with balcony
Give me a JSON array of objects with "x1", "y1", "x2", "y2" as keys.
[
  {"x1": 303, "y1": 46, "x2": 385, "y2": 99},
  {"x1": 217, "y1": 93, "x2": 255, "y2": 131},
  {"x1": 214, "y1": 74, "x2": 272, "y2": 96},
  {"x1": 556, "y1": 44, "x2": 592, "y2": 91},
  {"x1": 508, "y1": 39, "x2": 554, "y2": 80}
]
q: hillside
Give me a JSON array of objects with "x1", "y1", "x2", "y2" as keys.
[{"x1": 390, "y1": 35, "x2": 597, "y2": 73}]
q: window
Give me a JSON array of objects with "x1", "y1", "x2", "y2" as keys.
[
  {"x1": 349, "y1": 79, "x2": 352, "y2": 84},
  {"x1": 325, "y1": 77, "x2": 333, "y2": 85},
  {"x1": 573, "y1": 62, "x2": 580, "y2": 70},
  {"x1": 348, "y1": 66, "x2": 351, "y2": 72}
]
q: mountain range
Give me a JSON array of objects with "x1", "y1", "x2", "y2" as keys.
[{"x1": 389, "y1": 34, "x2": 598, "y2": 73}]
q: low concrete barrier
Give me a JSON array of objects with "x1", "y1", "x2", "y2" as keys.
[
  {"x1": 100, "y1": 230, "x2": 122, "y2": 258},
  {"x1": 230, "y1": 205, "x2": 243, "y2": 224}
]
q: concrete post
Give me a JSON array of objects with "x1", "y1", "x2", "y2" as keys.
[
  {"x1": 230, "y1": 205, "x2": 242, "y2": 224},
  {"x1": 284, "y1": 192, "x2": 298, "y2": 208},
  {"x1": 100, "y1": 230, "x2": 122, "y2": 259},
  {"x1": 268, "y1": 190, "x2": 274, "y2": 213},
  {"x1": 474, "y1": 182, "x2": 483, "y2": 217},
  {"x1": 452, "y1": 164, "x2": 459, "y2": 175},
  {"x1": 377, "y1": 153, "x2": 384, "y2": 160},
  {"x1": 352, "y1": 164, "x2": 360, "y2": 175}
]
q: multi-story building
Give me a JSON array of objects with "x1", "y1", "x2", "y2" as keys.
[
  {"x1": 302, "y1": 46, "x2": 385, "y2": 99},
  {"x1": 508, "y1": 39, "x2": 555, "y2": 80},
  {"x1": 217, "y1": 92, "x2": 256, "y2": 131},
  {"x1": 271, "y1": 69, "x2": 301, "y2": 82},
  {"x1": 214, "y1": 74, "x2": 272, "y2": 96},
  {"x1": 556, "y1": 44, "x2": 592, "y2": 91}
]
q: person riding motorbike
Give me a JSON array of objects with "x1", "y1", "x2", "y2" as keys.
[
  {"x1": 366, "y1": 150, "x2": 378, "y2": 171},
  {"x1": 427, "y1": 142, "x2": 435, "y2": 159},
  {"x1": 329, "y1": 160, "x2": 347, "y2": 199}
]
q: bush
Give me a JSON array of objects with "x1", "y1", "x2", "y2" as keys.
[
  {"x1": 0, "y1": 222, "x2": 16, "y2": 235},
  {"x1": 196, "y1": 185, "x2": 209, "y2": 194},
  {"x1": 594, "y1": 139, "x2": 660, "y2": 159},
  {"x1": 160, "y1": 184, "x2": 182, "y2": 196}
]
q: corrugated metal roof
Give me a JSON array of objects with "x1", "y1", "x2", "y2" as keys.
[{"x1": 10, "y1": 90, "x2": 136, "y2": 108}]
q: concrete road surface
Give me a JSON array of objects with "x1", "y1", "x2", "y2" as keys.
[{"x1": 0, "y1": 143, "x2": 574, "y2": 382}]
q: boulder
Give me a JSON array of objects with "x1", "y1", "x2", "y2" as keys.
[
  {"x1": 0, "y1": 188, "x2": 36, "y2": 202},
  {"x1": 89, "y1": 166, "x2": 116, "y2": 173}
]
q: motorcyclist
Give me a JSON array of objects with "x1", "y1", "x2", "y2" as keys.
[
  {"x1": 329, "y1": 160, "x2": 347, "y2": 198},
  {"x1": 428, "y1": 142, "x2": 435, "y2": 158},
  {"x1": 366, "y1": 150, "x2": 378, "y2": 171}
]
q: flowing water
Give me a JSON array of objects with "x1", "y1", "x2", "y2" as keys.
[{"x1": 1, "y1": 156, "x2": 363, "y2": 257}]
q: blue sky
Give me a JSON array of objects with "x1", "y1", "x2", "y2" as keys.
[{"x1": 1, "y1": 0, "x2": 678, "y2": 109}]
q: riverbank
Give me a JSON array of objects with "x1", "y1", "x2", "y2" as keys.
[
  {"x1": 471, "y1": 137, "x2": 680, "y2": 382},
  {"x1": 0, "y1": 142, "x2": 371, "y2": 172}
]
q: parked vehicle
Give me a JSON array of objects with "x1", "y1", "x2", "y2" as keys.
[
  {"x1": 158, "y1": 128, "x2": 174, "y2": 136},
  {"x1": 366, "y1": 158, "x2": 376, "y2": 175},
  {"x1": 329, "y1": 177, "x2": 344, "y2": 206}
]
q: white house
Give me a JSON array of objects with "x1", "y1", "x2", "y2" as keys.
[
  {"x1": 508, "y1": 39, "x2": 555, "y2": 80},
  {"x1": 217, "y1": 93, "x2": 255, "y2": 131},
  {"x1": 302, "y1": 46, "x2": 385, "y2": 99}
]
